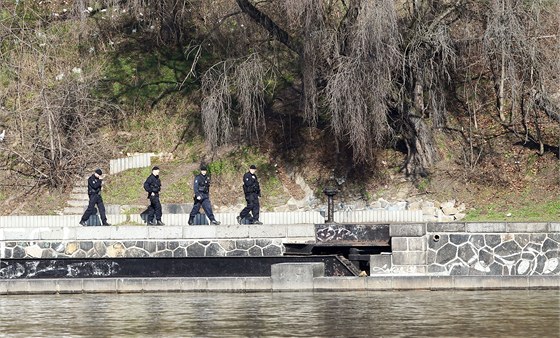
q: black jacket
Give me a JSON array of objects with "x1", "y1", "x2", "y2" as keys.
[
  {"x1": 243, "y1": 172, "x2": 260, "y2": 196},
  {"x1": 87, "y1": 174, "x2": 103, "y2": 195},
  {"x1": 144, "y1": 174, "x2": 161, "y2": 197},
  {"x1": 193, "y1": 173, "x2": 210, "y2": 199}
]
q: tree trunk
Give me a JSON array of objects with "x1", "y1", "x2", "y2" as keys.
[
  {"x1": 498, "y1": 47, "x2": 506, "y2": 122},
  {"x1": 235, "y1": 0, "x2": 301, "y2": 56},
  {"x1": 403, "y1": 112, "x2": 438, "y2": 177}
]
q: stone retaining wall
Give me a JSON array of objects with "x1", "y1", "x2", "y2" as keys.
[
  {"x1": 3, "y1": 222, "x2": 559, "y2": 278},
  {"x1": 0, "y1": 224, "x2": 310, "y2": 259},
  {"x1": 1, "y1": 239, "x2": 283, "y2": 259},
  {"x1": 373, "y1": 222, "x2": 560, "y2": 276}
]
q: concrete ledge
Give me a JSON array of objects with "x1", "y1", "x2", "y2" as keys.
[
  {"x1": 366, "y1": 276, "x2": 393, "y2": 290},
  {"x1": 392, "y1": 276, "x2": 431, "y2": 290},
  {"x1": 0, "y1": 275, "x2": 558, "y2": 294},
  {"x1": 427, "y1": 222, "x2": 465, "y2": 233},
  {"x1": 180, "y1": 278, "x2": 209, "y2": 291},
  {"x1": 215, "y1": 225, "x2": 249, "y2": 238},
  {"x1": 207, "y1": 277, "x2": 246, "y2": 291},
  {"x1": 506, "y1": 223, "x2": 548, "y2": 233},
  {"x1": 0, "y1": 225, "x2": 316, "y2": 241},
  {"x1": 0, "y1": 210, "x2": 426, "y2": 228},
  {"x1": 83, "y1": 278, "x2": 117, "y2": 293},
  {"x1": 271, "y1": 262, "x2": 325, "y2": 291},
  {"x1": 143, "y1": 278, "x2": 183, "y2": 292},
  {"x1": 390, "y1": 223, "x2": 426, "y2": 237},
  {"x1": 549, "y1": 223, "x2": 560, "y2": 232},
  {"x1": 429, "y1": 276, "x2": 454, "y2": 290},
  {"x1": 314, "y1": 277, "x2": 366, "y2": 290},
  {"x1": 117, "y1": 278, "x2": 143, "y2": 293},
  {"x1": 249, "y1": 225, "x2": 288, "y2": 238},
  {"x1": 465, "y1": 222, "x2": 507, "y2": 233},
  {"x1": 287, "y1": 224, "x2": 316, "y2": 238},
  {"x1": 110, "y1": 226, "x2": 149, "y2": 239}
]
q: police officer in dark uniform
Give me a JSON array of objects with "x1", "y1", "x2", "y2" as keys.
[
  {"x1": 188, "y1": 165, "x2": 220, "y2": 225},
  {"x1": 79, "y1": 168, "x2": 110, "y2": 226},
  {"x1": 237, "y1": 164, "x2": 262, "y2": 224},
  {"x1": 144, "y1": 166, "x2": 165, "y2": 225}
]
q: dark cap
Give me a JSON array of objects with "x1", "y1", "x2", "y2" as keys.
[
  {"x1": 152, "y1": 166, "x2": 160, "y2": 171},
  {"x1": 200, "y1": 165, "x2": 208, "y2": 171},
  {"x1": 249, "y1": 164, "x2": 257, "y2": 169},
  {"x1": 95, "y1": 168, "x2": 103, "y2": 175}
]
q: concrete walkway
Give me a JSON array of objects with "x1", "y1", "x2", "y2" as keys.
[
  {"x1": 0, "y1": 209, "x2": 423, "y2": 228},
  {"x1": 1, "y1": 275, "x2": 557, "y2": 295},
  {"x1": 0, "y1": 224, "x2": 315, "y2": 241}
]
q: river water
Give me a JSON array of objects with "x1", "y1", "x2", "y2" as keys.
[{"x1": 0, "y1": 290, "x2": 558, "y2": 337}]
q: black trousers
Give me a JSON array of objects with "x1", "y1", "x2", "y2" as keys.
[
  {"x1": 240, "y1": 193, "x2": 260, "y2": 222},
  {"x1": 147, "y1": 194, "x2": 162, "y2": 222},
  {"x1": 80, "y1": 194, "x2": 107, "y2": 224},
  {"x1": 189, "y1": 197, "x2": 215, "y2": 222}
]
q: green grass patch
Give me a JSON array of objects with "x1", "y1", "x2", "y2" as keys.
[
  {"x1": 104, "y1": 163, "x2": 193, "y2": 205},
  {"x1": 465, "y1": 199, "x2": 560, "y2": 221},
  {"x1": 164, "y1": 175, "x2": 192, "y2": 203},
  {"x1": 103, "y1": 167, "x2": 153, "y2": 205}
]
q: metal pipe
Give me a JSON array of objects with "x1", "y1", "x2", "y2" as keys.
[{"x1": 323, "y1": 187, "x2": 338, "y2": 223}]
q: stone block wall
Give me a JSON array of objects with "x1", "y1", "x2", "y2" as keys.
[
  {"x1": 388, "y1": 223, "x2": 428, "y2": 274},
  {"x1": 374, "y1": 222, "x2": 560, "y2": 276},
  {"x1": 1, "y1": 239, "x2": 284, "y2": 259}
]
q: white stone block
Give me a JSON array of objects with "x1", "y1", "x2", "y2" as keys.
[
  {"x1": 75, "y1": 227, "x2": 112, "y2": 240},
  {"x1": 215, "y1": 225, "x2": 249, "y2": 238},
  {"x1": 110, "y1": 226, "x2": 149, "y2": 240},
  {"x1": 249, "y1": 225, "x2": 287, "y2": 238},
  {"x1": 286, "y1": 224, "x2": 315, "y2": 238},
  {"x1": 183, "y1": 226, "x2": 217, "y2": 239},
  {"x1": 148, "y1": 226, "x2": 183, "y2": 239},
  {"x1": 271, "y1": 263, "x2": 325, "y2": 291}
]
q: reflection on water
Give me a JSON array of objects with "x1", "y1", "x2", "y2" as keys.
[{"x1": 0, "y1": 290, "x2": 558, "y2": 337}]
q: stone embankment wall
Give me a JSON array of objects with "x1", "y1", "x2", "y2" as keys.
[
  {"x1": 372, "y1": 222, "x2": 560, "y2": 276},
  {"x1": 0, "y1": 225, "x2": 310, "y2": 259},
  {"x1": 2, "y1": 221, "x2": 558, "y2": 277},
  {"x1": 2, "y1": 239, "x2": 284, "y2": 259}
]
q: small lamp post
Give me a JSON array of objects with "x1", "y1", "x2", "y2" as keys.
[{"x1": 323, "y1": 187, "x2": 338, "y2": 223}]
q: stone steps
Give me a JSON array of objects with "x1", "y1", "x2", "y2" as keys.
[
  {"x1": 63, "y1": 207, "x2": 85, "y2": 214},
  {"x1": 71, "y1": 186, "x2": 88, "y2": 194},
  {"x1": 67, "y1": 199, "x2": 88, "y2": 208},
  {"x1": 69, "y1": 193, "x2": 89, "y2": 200},
  {"x1": 64, "y1": 176, "x2": 90, "y2": 214},
  {"x1": 63, "y1": 153, "x2": 155, "y2": 215}
]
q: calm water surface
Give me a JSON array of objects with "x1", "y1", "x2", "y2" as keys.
[{"x1": 0, "y1": 290, "x2": 558, "y2": 337}]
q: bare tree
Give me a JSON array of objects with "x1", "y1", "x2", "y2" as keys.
[
  {"x1": 0, "y1": 1, "x2": 117, "y2": 191},
  {"x1": 231, "y1": 0, "x2": 454, "y2": 174},
  {"x1": 200, "y1": 53, "x2": 267, "y2": 149},
  {"x1": 4, "y1": 0, "x2": 558, "y2": 185},
  {"x1": 481, "y1": 0, "x2": 560, "y2": 153}
]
